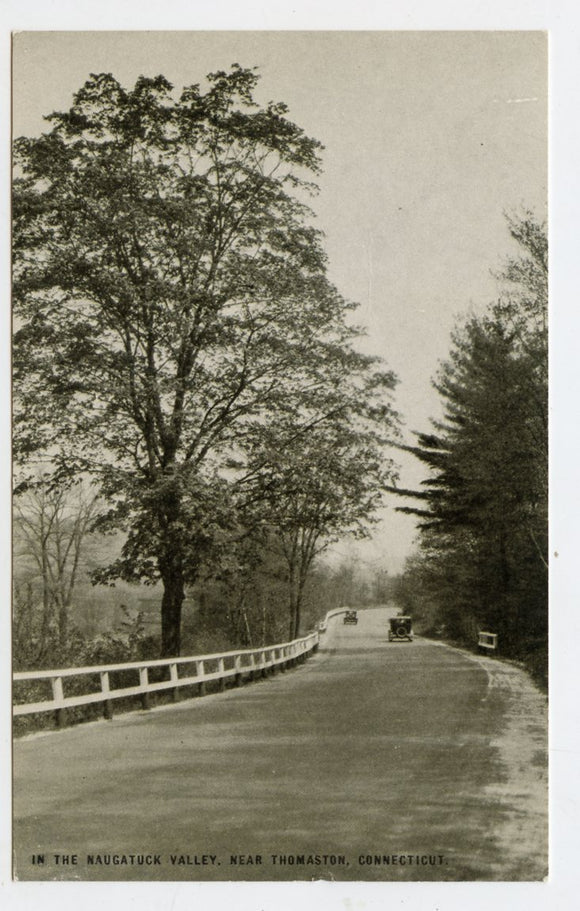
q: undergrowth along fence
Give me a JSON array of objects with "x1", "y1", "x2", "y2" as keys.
[{"x1": 13, "y1": 612, "x2": 349, "y2": 728}]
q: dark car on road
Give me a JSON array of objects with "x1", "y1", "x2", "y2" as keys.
[
  {"x1": 343, "y1": 610, "x2": 358, "y2": 625},
  {"x1": 388, "y1": 616, "x2": 413, "y2": 641}
]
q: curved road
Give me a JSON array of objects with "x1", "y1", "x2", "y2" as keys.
[{"x1": 13, "y1": 607, "x2": 547, "y2": 882}]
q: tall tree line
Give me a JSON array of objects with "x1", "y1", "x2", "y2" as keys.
[{"x1": 392, "y1": 215, "x2": 548, "y2": 670}]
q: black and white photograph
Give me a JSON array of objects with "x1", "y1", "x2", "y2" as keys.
[{"x1": 8, "y1": 22, "x2": 557, "y2": 895}]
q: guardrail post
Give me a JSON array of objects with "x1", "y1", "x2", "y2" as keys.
[
  {"x1": 100, "y1": 671, "x2": 113, "y2": 719},
  {"x1": 52, "y1": 676, "x2": 65, "y2": 728},
  {"x1": 169, "y1": 663, "x2": 179, "y2": 701},
  {"x1": 139, "y1": 667, "x2": 150, "y2": 710},
  {"x1": 478, "y1": 631, "x2": 499, "y2": 653},
  {"x1": 218, "y1": 657, "x2": 226, "y2": 692},
  {"x1": 234, "y1": 655, "x2": 242, "y2": 686},
  {"x1": 196, "y1": 660, "x2": 206, "y2": 696}
]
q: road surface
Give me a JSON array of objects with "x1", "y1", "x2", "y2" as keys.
[{"x1": 13, "y1": 607, "x2": 547, "y2": 881}]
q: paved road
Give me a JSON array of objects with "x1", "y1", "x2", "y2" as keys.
[{"x1": 13, "y1": 608, "x2": 547, "y2": 882}]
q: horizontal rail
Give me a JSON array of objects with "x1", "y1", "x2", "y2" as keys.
[
  {"x1": 478, "y1": 631, "x2": 498, "y2": 650},
  {"x1": 318, "y1": 607, "x2": 355, "y2": 632},
  {"x1": 13, "y1": 637, "x2": 316, "y2": 681},
  {"x1": 13, "y1": 629, "x2": 322, "y2": 719}
]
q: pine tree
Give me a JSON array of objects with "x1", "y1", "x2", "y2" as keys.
[{"x1": 391, "y1": 214, "x2": 547, "y2": 659}]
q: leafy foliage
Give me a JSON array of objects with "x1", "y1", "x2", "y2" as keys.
[
  {"x1": 13, "y1": 66, "x2": 399, "y2": 656},
  {"x1": 236, "y1": 379, "x2": 398, "y2": 637}
]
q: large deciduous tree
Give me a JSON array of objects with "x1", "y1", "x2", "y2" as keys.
[
  {"x1": 13, "y1": 66, "x2": 399, "y2": 655},
  {"x1": 236, "y1": 365, "x2": 399, "y2": 638}
]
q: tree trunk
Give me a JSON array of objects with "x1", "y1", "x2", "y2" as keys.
[
  {"x1": 292, "y1": 576, "x2": 308, "y2": 640},
  {"x1": 292, "y1": 548, "x2": 315, "y2": 640},
  {"x1": 293, "y1": 595, "x2": 301, "y2": 640},
  {"x1": 289, "y1": 576, "x2": 305, "y2": 640},
  {"x1": 159, "y1": 554, "x2": 185, "y2": 657},
  {"x1": 156, "y1": 471, "x2": 187, "y2": 658},
  {"x1": 58, "y1": 596, "x2": 68, "y2": 649},
  {"x1": 497, "y1": 528, "x2": 516, "y2": 648},
  {"x1": 288, "y1": 561, "x2": 297, "y2": 640}
]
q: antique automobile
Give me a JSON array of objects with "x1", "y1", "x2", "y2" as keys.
[
  {"x1": 343, "y1": 610, "x2": 358, "y2": 625},
  {"x1": 388, "y1": 615, "x2": 413, "y2": 641}
]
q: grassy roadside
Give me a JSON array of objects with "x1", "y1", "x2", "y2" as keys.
[{"x1": 418, "y1": 628, "x2": 548, "y2": 694}]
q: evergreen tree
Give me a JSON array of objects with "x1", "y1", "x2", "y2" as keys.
[{"x1": 392, "y1": 214, "x2": 547, "y2": 659}]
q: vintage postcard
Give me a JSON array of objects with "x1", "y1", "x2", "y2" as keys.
[{"x1": 10, "y1": 28, "x2": 551, "y2": 892}]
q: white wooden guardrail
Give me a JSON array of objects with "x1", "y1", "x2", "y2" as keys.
[
  {"x1": 13, "y1": 609, "x2": 349, "y2": 726},
  {"x1": 317, "y1": 607, "x2": 355, "y2": 632},
  {"x1": 478, "y1": 631, "x2": 498, "y2": 652}
]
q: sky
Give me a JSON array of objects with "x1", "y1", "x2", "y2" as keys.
[{"x1": 12, "y1": 30, "x2": 547, "y2": 573}]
